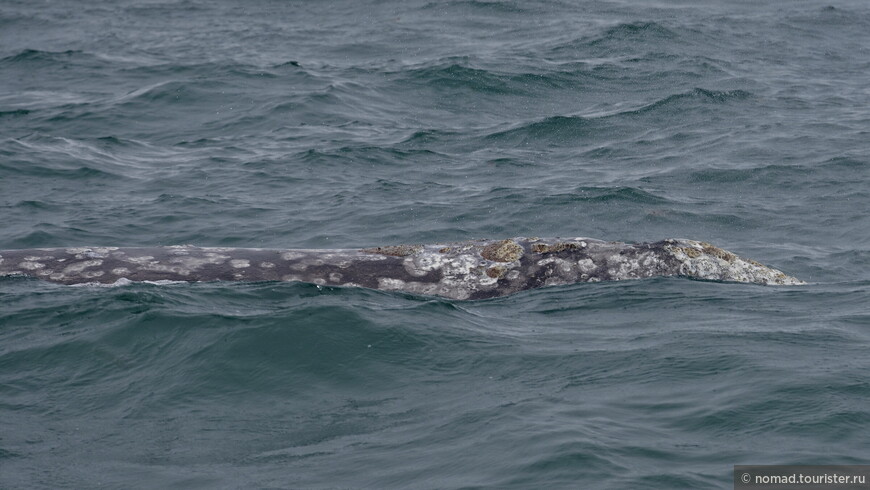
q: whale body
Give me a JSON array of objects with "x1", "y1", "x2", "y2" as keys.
[{"x1": 0, "y1": 237, "x2": 803, "y2": 300}]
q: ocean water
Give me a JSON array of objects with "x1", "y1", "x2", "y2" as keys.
[{"x1": 2, "y1": 0, "x2": 869, "y2": 488}]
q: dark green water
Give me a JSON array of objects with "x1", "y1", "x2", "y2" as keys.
[{"x1": 2, "y1": 0, "x2": 869, "y2": 488}]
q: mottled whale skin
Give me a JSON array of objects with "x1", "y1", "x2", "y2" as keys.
[{"x1": 0, "y1": 237, "x2": 803, "y2": 300}]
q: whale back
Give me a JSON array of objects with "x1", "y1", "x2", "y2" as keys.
[{"x1": 0, "y1": 237, "x2": 804, "y2": 300}]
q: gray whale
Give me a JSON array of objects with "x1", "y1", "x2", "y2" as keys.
[{"x1": 0, "y1": 237, "x2": 803, "y2": 300}]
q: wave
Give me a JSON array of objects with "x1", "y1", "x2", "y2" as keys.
[
  {"x1": 399, "y1": 63, "x2": 523, "y2": 95},
  {"x1": 0, "y1": 109, "x2": 29, "y2": 118},
  {"x1": 111, "y1": 79, "x2": 225, "y2": 106},
  {"x1": 391, "y1": 59, "x2": 584, "y2": 94},
  {"x1": 483, "y1": 115, "x2": 600, "y2": 146},
  {"x1": 682, "y1": 156, "x2": 867, "y2": 186},
  {"x1": 0, "y1": 133, "x2": 212, "y2": 182},
  {"x1": 419, "y1": 0, "x2": 535, "y2": 14},
  {"x1": 547, "y1": 21, "x2": 679, "y2": 56},
  {"x1": 386, "y1": 55, "x2": 629, "y2": 99},
  {"x1": 1, "y1": 48, "x2": 286, "y2": 81},
  {"x1": 592, "y1": 21, "x2": 679, "y2": 45},
  {"x1": 533, "y1": 186, "x2": 670, "y2": 205},
  {"x1": 633, "y1": 88, "x2": 753, "y2": 112},
  {"x1": 0, "y1": 49, "x2": 88, "y2": 64},
  {"x1": 480, "y1": 88, "x2": 753, "y2": 147}
]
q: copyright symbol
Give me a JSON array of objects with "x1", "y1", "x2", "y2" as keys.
[{"x1": 741, "y1": 472, "x2": 751, "y2": 484}]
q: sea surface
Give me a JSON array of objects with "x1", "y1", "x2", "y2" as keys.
[{"x1": 2, "y1": 0, "x2": 870, "y2": 488}]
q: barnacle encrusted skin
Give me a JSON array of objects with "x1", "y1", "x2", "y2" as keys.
[
  {"x1": 481, "y1": 239, "x2": 524, "y2": 262},
  {"x1": 0, "y1": 237, "x2": 804, "y2": 299},
  {"x1": 663, "y1": 239, "x2": 805, "y2": 285},
  {"x1": 361, "y1": 244, "x2": 423, "y2": 257}
]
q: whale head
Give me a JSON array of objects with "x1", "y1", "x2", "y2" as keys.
[{"x1": 664, "y1": 239, "x2": 805, "y2": 285}]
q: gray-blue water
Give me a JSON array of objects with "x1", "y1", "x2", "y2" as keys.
[{"x1": 2, "y1": 0, "x2": 869, "y2": 488}]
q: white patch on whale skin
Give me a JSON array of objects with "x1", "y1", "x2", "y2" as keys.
[
  {"x1": 281, "y1": 252, "x2": 304, "y2": 261},
  {"x1": 478, "y1": 275, "x2": 498, "y2": 287},
  {"x1": 537, "y1": 257, "x2": 575, "y2": 276},
  {"x1": 64, "y1": 259, "x2": 103, "y2": 274},
  {"x1": 444, "y1": 254, "x2": 479, "y2": 276},
  {"x1": 378, "y1": 277, "x2": 406, "y2": 290},
  {"x1": 352, "y1": 254, "x2": 388, "y2": 261},
  {"x1": 89, "y1": 248, "x2": 116, "y2": 257},
  {"x1": 577, "y1": 258, "x2": 596, "y2": 273},
  {"x1": 230, "y1": 259, "x2": 250, "y2": 269},
  {"x1": 139, "y1": 263, "x2": 191, "y2": 276},
  {"x1": 117, "y1": 251, "x2": 224, "y2": 277},
  {"x1": 19, "y1": 261, "x2": 45, "y2": 270},
  {"x1": 65, "y1": 248, "x2": 114, "y2": 259},
  {"x1": 112, "y1": 268, "x2": 130, "y2": 275},
  {"x1": 329, "y1": 272, "x2": 343, "y2": 283},
  {"x1": 412, "y1": 253, "x2": 444, "y2": 271},
  {"x1": 438, "y1": 284, "x2": 470, "y2": 300},
  {"x1": 376, "y1": 277, "x2": 456, "y2": 298},
  {"x1": 537, "y1": 257, "x2": 555, "y2": 266},
  {"x1": 200, "y1": 247, "x2": 237, "y2": 253},
  {"x1": 606, "y1": 253, "x2": 658, "y2": 280},
  {"x1": 168, "y1": 245, "x2": 193, "y2": 256},
  {"x1": 66, "y1": 247, "x2": 93, "y2": 255},
  {"x1": 405, "y1": 253, "x2": 443, "y2": 277},
  {"x1": 168, "y1": 254, "x2": 229, "y2": 270},
  {"x1": 260, "y1": 262, "x2": 275, "y2": 269},
  {"x1": 544, "y1": 277, "x2": 569, "y2": 287},
  {"x1": 127, "y1": 256, "x2": 155, "y2": 265},
  {"x1": 67, "y1": 277, "x2": 183, "y2": 287}
]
